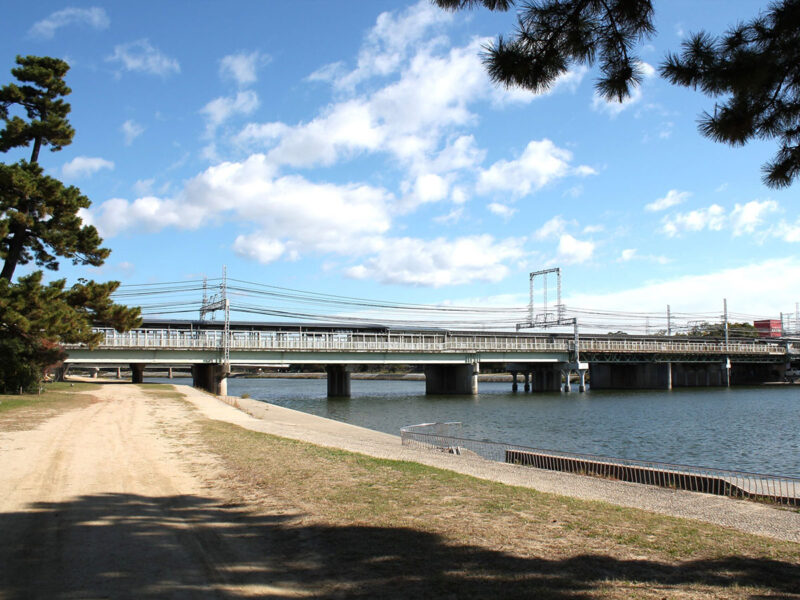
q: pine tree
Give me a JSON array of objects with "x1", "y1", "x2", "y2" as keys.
[
  {"x1": 433, "y1": 0, "x2": 800, "y2": 187},
  {"x1": 0, "y1": 55, "x2": 109, "y2": 280},
  {"x1": 0, "y1": 56, "x2": 140, "y2": 392}
]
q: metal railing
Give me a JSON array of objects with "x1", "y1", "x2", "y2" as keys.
[
  {"x1": 400, "y1": 423, "x2": 800, "y2": 505},
  {"x1": 66, "y1": 328, "x2": 791, "y2": 357}
]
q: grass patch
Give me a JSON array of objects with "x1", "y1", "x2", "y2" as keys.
[
  {"x1": 0, "y1": 381, "x2": 100, "y2": 430},
  {"x1": 192, "y1": 416, "x2": 800, "y2": 598}
]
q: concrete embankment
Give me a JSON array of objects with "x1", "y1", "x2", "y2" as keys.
[{"x1": 178, "y1": 385, "x2": 800, "y2": 543}]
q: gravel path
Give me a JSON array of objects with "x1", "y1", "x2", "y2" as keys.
[{"x1": 181, "y1": 385, "x2": 800, "y2": 543}]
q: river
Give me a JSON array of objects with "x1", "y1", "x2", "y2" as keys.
[{"x1": 150, "y1": 376, "x2": 800, "y2": 477}]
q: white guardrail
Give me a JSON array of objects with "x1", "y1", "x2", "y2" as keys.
[{"x1": 66, "y1": 329, "x2": 795, "y2": 356}]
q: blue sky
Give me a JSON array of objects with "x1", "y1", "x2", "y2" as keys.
[{"x1": 2, "y1": 1, "x2": 798, "y2": 325}]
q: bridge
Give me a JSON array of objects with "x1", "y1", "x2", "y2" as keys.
[{"x1": 63, "y1": 320, "x2": 799, "y2": 396}]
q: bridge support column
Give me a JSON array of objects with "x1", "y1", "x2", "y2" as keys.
[
  {"x1": 523, "y1": 371, "x2": 530, "y2": 392},
  {"x1": 168, "y1": 367, "x2": 174, "y2": 379},
  {"x1": 578, "y1": 369, "x2": 587, "y2": 392},
  {"x1": 91, "y1": 367, "x2": 99, "y2": 379},
  {"x1": 533, "y1": 366, "x2": 562, "y2": 392},
  {"x1": 671, "y1": 363, "x2": 731, "y2": 387},
  {"x1": 588, "y1": 363, "x2": 672, "y2": 390},
  {"x1": 325, "y1": 365, "x2": 351, "y2": 398},
  {"x1": 729, "y1": 362, "x2": 784, "y2": 385},
  {"x1": 511, "y1": 371, "x2": 518, "y2": 392},
  {"x1": 130, "y1": 363, "x2": 145, "y2": 384},
  {"x1": 116, "y1": 367, "x2": 122, "y2": 379},
  {"x1": 424, "y1": 364, "x2": 478, "y2": 395},
  {"x1": 191, "y1": 364, "x2": 228, "y2": 395},
  {"x1": 562, "y1": 369, "x2": 571, "y2": 392}
]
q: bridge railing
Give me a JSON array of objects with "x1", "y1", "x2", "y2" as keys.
[
  {"x1": 578, "y1": 338, "x2": 787, "y2": 355},
  {"x1": 74, "y1": 328, "x2": 790, "y2": 357},
  {"x1": 85, "y1": 330, "x2": 572, "y2": 352}
]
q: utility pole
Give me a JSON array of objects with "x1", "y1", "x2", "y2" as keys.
[
  {"x1": 723, "y1": 298, "x2": 729, "y2": 346},
  {"x1": 666, "y1": 305, "x2": 671, "y2": 336},
  {"x1": 518, "y1": 267, "x2": 563, "y2": 329},
  {"x1": 199, "y1": 276, "x2": 208, "y2": 321},
  {"x1": 222, "y1": 265, "x2": 230, "y2": 370}
]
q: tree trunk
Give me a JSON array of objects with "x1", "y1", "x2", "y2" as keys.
[{"x1": 1, "y1": 223, "x2": 26, "y2": 281}]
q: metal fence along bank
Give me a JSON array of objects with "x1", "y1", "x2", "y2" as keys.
[{"x1": 400, "y1": 422, "x2": 800, "y2": 506}]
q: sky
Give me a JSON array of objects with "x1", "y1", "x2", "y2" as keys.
[{"x1": 2, "y1": 1, "x2": 799, "y2": 328}]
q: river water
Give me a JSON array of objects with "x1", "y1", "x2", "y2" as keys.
[{"x1": 152, "y1": 376, "x2": 800, "y2": 477}]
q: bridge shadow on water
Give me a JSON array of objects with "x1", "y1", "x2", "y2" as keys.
[{"x1": 1, "y1": 493, "x2": 798, "y2": 598}]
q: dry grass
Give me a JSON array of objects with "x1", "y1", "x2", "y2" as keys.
[
  {"x1": 193, "y1": 417, "x2": 800, "y2": 599},
  {"x1": 0, "y1": 382, "x2": 99, "y2": 431}
]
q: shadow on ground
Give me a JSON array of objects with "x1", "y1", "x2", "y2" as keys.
[{"x1": 0, "y1": 493, "x2": 797, "y2": 599}]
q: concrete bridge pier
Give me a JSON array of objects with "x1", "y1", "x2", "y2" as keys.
[
  {"x1": 511, "y1": 371, "x2": 519, "y2": 392},
  {"x1": 562, "y1": 368, "x2": 571, "y2": 392},
  {"x1": 589, "y1": 363, "x2": 672, "y2": 390},
  {"x1": 578, "y1": 369, "x2": 587, "y2": 392},
  {"x1": 116, "y1": 367, "x2": 122, "y2": 379},
  {"x1": 424, "y1": 364, "x2": 478, "y2": 395},
  {"x1": 533, "y1": 366, "x2": 562, "y2": 392},
  {"x1": 523, "y1": 371, "x2": 531, "y2": 392},
  {"x1": 191, "y1": 364, "x2": 228, "y2": 395},
  {"x1": 325, "y1": 365, "x2": 351, "y2": 398},
  {"x1": 130, "y1": 363, "x2": 145, "y2": 384}
]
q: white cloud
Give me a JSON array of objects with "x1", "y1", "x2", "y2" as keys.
[
  {"x1": 232, "y1": 235, "x2": 285, "y2": 264},
  {"x1": 133, "y1": 178, "x2": 155, "y2": 196},
  {"x1": 29, "y1": 7, "x2": 109, "y2": 38},
  {"x1": 411, "y1": 173, "x2": 449, "y2": 204},
  {"x1": 730, "y1": 200, "x2": 779, "y2": 236},
  {"x1": 314, "y1": 0, "x2": 453, "y2": 91},
  {"x1": 488, "y1": 202, "x2": 516, "y2": 219},
  {"x1": 433, "y1": 207, "x2": 464, "y2": 224},
  {"x1": 107, "y1": 40, "x2": 180, "y2": 76},
  {"x1": 534, "y1": 215, "x2": 571, "y2": 240},
  {"x1": 220, "y1": 51, "x2": 268, "y2": 86},
  {"x1": 87, "y1": 156, "x2": 528, "y2": 287},
  {"x1": 477, "y1": 140, "x2": 595, "y2": 197},
  {"x1": 241, "y1": 99, "x2": 383, "y2": 167},
  {"x1": 646, "y1": 189, "x2": 690, "y2": 212},
  {"x1": 201, "y1": 90, "x2": 259, "y2": 135},
  {"x1": 616, "y1": 249, "x2": 670, "y2": 264},
  {"x1": 773, "y1": 220, "x2": 800, "y2": 242},
  {"x1": 345, "y1": 235, "x2": 524, "y2": 286},
  {"x1": 619, "y1": 248, "x2": 637, "y2": 261},
  {"x1": 88, "y1": 154, "x2": 393, "y2": 258},
  {"x1": 566, "y1": 258, "x2": 800, "y2": 316},
  {"x1": 556, "y1": 234, "x2": 595, "y2": 264},
  {"x1": 121, "y1": 119, "x2": 144, "y2": 145},
  {"x1": 62, "y1": 156, "x2": 114, "y2": 179},
  {"x1": 661, "y1": 204, "x2": 726, "y2": 237},
  {"x1": 238, "y1": 28, "x2": 582, "y2": 179}
]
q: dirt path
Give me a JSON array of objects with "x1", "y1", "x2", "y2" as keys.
[{"x1": 0, "y1": 384, "x2": 308, "y2": 599}]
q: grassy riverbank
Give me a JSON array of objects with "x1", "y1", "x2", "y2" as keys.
[
  {"x1": 4, "y1": 382, "x2": 798, "y2": 597},
  {"x1": 0, "y1": 382, "x2": 99, "y2": 430},
  {"x1": 195, "y1": 406, "x2": 800, "y2": 598}
]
